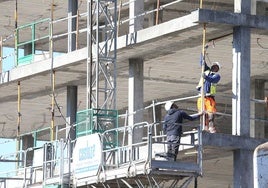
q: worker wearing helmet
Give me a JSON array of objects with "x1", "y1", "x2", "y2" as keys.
[
  {"x1": 163, "y1": 101, "x2": 202, "y2": 161},
  {"x1": 196, "y1": 61, "x2": 221, "y2": 133}
]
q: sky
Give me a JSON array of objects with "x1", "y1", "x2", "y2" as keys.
[
  {"x1": 0, "y1": 139, "x2": 16, "y2": 176},
  {"x1": 2, "y1": 47, "x2": 16, "y2": 71}
]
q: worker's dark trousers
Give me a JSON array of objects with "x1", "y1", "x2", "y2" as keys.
[{"x1": 167, "y1": 135, "x2": 181, "y2": 161}]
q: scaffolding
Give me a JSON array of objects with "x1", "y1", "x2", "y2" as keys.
[
  {"x1": 0, "y1": 0, "x2": 204, "y2": 187},
  {"x1": 0, "y1": 98, "x2": 203, "y2": 187},
  {"x1": 86, "y1": 0, "x2": 117, "y2": 111},
  {"x1": 0, "y1": 0, "x2": 267, "y2": 188}
]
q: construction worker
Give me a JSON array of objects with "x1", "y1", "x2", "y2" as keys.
[
  {"x1": 196, "y1": 61, "x2": 221, "y2": 133},
  {"x1": 163, "y1": 101, "x2": 202, "y2": 161}
]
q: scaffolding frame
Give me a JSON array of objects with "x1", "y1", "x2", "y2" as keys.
[{"x1": 86, "y1": 0, "x2": 117, "y2": 111}]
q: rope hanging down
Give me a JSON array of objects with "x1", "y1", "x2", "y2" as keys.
[{"x1": 200, "y1": 23, "x2": 206, "y2": 131}]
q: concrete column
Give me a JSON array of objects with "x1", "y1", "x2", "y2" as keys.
[
  {"x1": 129, "y1": 0, "x2": 144, "y2": 33},
  {"x1": 68, "y1": 0, "x2": 78, "y2": 52},
  {"x1": 232, "y1": 1, "x2": 252, "y2": 188},
  {"x1": 66, "y1": 86, "x2": 77, "y2": 145},
  {"x1": 234, "y1": 0, "x2": 251, "y2": 13},
  {"x1": 232, "y1": 26, "x2": 251, "y2": 136},
  {"x1": 22, "y1": 135, "x2": 34, "y2": 167},
  {"x1": 251, "y1": 0, "x2": 256, "y2": 15},
  {"x1": 251, "y1": 79, "x2": 266, "y2": 138},
  {"x1": 128, "y1": 58, "x2": 144, "y2": 143},
  {"x1": 233, "y1": 149, "x2": 253, "y2": 188}
]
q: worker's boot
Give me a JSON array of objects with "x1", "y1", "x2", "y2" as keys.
[
  {"x1": 173, "y1": 153, "x2": 177, "y2": 161},
  {"x1": 167, "y1": 152, "x2": 176, "y2": 161},
  {"x1": 208, "y1": 121, "x2": 216, "y2": 133},
  {"x1": 209, "y1": 126, "x2": 216, "y2": 133}
]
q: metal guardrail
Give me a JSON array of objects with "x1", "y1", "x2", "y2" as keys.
[
  {"x1": 9, "y1": 0, "x2": 212, "y2": 68},
  {"x1": 0, "y1": 111, "x2": 202, "y2": 187},
  {"x1": 16, "y1": 18, "x2": 51, "y2": 66},
  {"x1": 97, "y1": 121, "x2": 202, "y2": 174}
]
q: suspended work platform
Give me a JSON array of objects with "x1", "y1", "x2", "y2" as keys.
[
  {"x1": 0, "y1": 105, "x2": 203, "y2": 188},
  {"x1": 72, "y1": 119, "x2": 202, "y2": 187}
]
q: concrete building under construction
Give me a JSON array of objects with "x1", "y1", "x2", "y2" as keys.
[{"x1": 0, "y1": 0, "x2": 267, "y2": 187}]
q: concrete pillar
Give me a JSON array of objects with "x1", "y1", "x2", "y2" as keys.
[
  {"x1": 251, "y1": 0, "x2": 256, "y2": 15},
  {"x1": 129, "y1": 0, "x2": 144, "y2": 33},
  {"x1": 232, "y1": 1, "x2": 252, "y2": 188},
  {"x1": 234, "y1": 0, "x2": 251, "y2": 13},
  {"x1": 232, "y1": 25, "x2": 251, "y2": 137},
  {"x1": 250, "y1": 79, "x2": 266, "y2": 138},
  {"x1": 66, "y1": 86, "x2": 77, "y2": 154},
  {"x1": 68, "y1": 0, "x2": 78, "y2": 52},
  {"x1": 128, "y1": 58, "x2": 144, "y2": 143},
  {"x1": 232, "y1": 27, "x2": 251, "y2": 136},
  {"x1": 233, "y1": 149, "x2": 254, "y2": 188},
  {"x1": 22, "y1": 135, "x2": 34, "y2": 167}
]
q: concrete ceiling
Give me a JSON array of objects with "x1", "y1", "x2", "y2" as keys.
[{"x1": 0, "y1": 0, "x2": 267, "y2": 187}]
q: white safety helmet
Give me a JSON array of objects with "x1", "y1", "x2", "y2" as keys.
[
  {"x1": 165, "y1": 101, "x2": 174, "y2": 111},
  {"x1": 211, "y1": 62, "x2": 221, "y2": 69}
]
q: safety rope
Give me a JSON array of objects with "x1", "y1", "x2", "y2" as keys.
[
  {"x1": 15, "y1": 0, "x2": 18, "y2": 66},
  {"x1": 200, "y1": 4, "x2": 207, "y2": 131},
  {"x1": 16, "y1": 81, "x2": 21, "y2": 170},
  {"x1": 14, "y1": 0, "x2": 20, "y2": 171},
  {"x1": 198, "y1": 0, "x2": 206, "y2": 178},
  {"x1": 50, "y1": 0, "x2": 55, "y2": 141}
]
